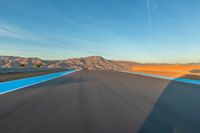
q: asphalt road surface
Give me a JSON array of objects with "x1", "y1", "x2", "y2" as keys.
[{"x1": 0, "y1": 70, "x2": 200, "y2": 133}]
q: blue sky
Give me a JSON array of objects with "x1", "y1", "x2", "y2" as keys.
[{"x1": 0, "y1": 0, "x2": 200, "y2": 63}]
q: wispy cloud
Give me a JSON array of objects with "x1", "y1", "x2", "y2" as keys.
[
  {"x1": 0, "y1": 21, "x2": 42, "y2": 40},
  {"x1": 62, "y1": 17, "x2": 104, "y2": 33},
  {"x1": 62, "y1": 16, "x2": 136, "y2": 46}
]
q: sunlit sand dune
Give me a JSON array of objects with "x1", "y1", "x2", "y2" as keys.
[{"x1": 132, "y1": 65, "x2": 200, "y2": 80}]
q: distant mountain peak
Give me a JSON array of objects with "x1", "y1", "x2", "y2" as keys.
[{"x1": 0, "y1": 55, "x2": 139, "y2": 71}]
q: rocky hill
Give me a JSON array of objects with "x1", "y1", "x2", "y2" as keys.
[{"x1": 0, "y1": 55, "x2": 140, "y2": 71}]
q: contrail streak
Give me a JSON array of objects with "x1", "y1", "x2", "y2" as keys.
[{"x1": 147, "y1": 0, "x2": 152, "y2": 44}]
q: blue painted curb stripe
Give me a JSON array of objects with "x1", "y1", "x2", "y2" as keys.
[
  {"x1": 120, "y1": 71, "x2": 200, "y2": 85},
  {"x1": 0, "y1": 69, "x2": 78, "y2": 94}
]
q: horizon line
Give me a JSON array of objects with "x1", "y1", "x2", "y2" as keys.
[{"x1": 0, "y1": 54, "x2": 199, "y2": 65}]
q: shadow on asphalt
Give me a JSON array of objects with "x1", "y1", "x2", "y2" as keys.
[{"x1": 138, "y1": 76, "x2": 200, "y2": 133}]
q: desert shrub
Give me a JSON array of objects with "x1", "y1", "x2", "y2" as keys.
[
  {"x1": 35, "y1": 64, "x2": 42, "y2": 68},
  {"x1": 20, "y1": 63, "x2": 26, "y2": 67}
]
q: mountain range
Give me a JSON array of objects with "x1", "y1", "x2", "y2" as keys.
[
  {"x1": 1, "y1": 55, "x2": 199, "y2": 72},
  {"x1": 0, "y1": 55, "x2": 141, "y2": 71}
]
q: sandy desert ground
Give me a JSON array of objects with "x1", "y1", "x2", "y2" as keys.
[{"x1": 132, "y1": 65, "x2": 200, "y2": 80}]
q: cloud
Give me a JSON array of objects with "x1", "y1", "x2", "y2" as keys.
[
  {"x1": 0, "y1": 21, "x2": 41, "y2": 40},
  {"x1": 62, "y1": 17, "x2": 103, "y2": 33}
]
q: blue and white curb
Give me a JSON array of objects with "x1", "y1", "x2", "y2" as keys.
[
  {"x1": 120, "y1": 71, "x2": 200, "y2": 85},
  {"x1": 0, "y1": 69, "x2": 78, "y2": 95}
]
